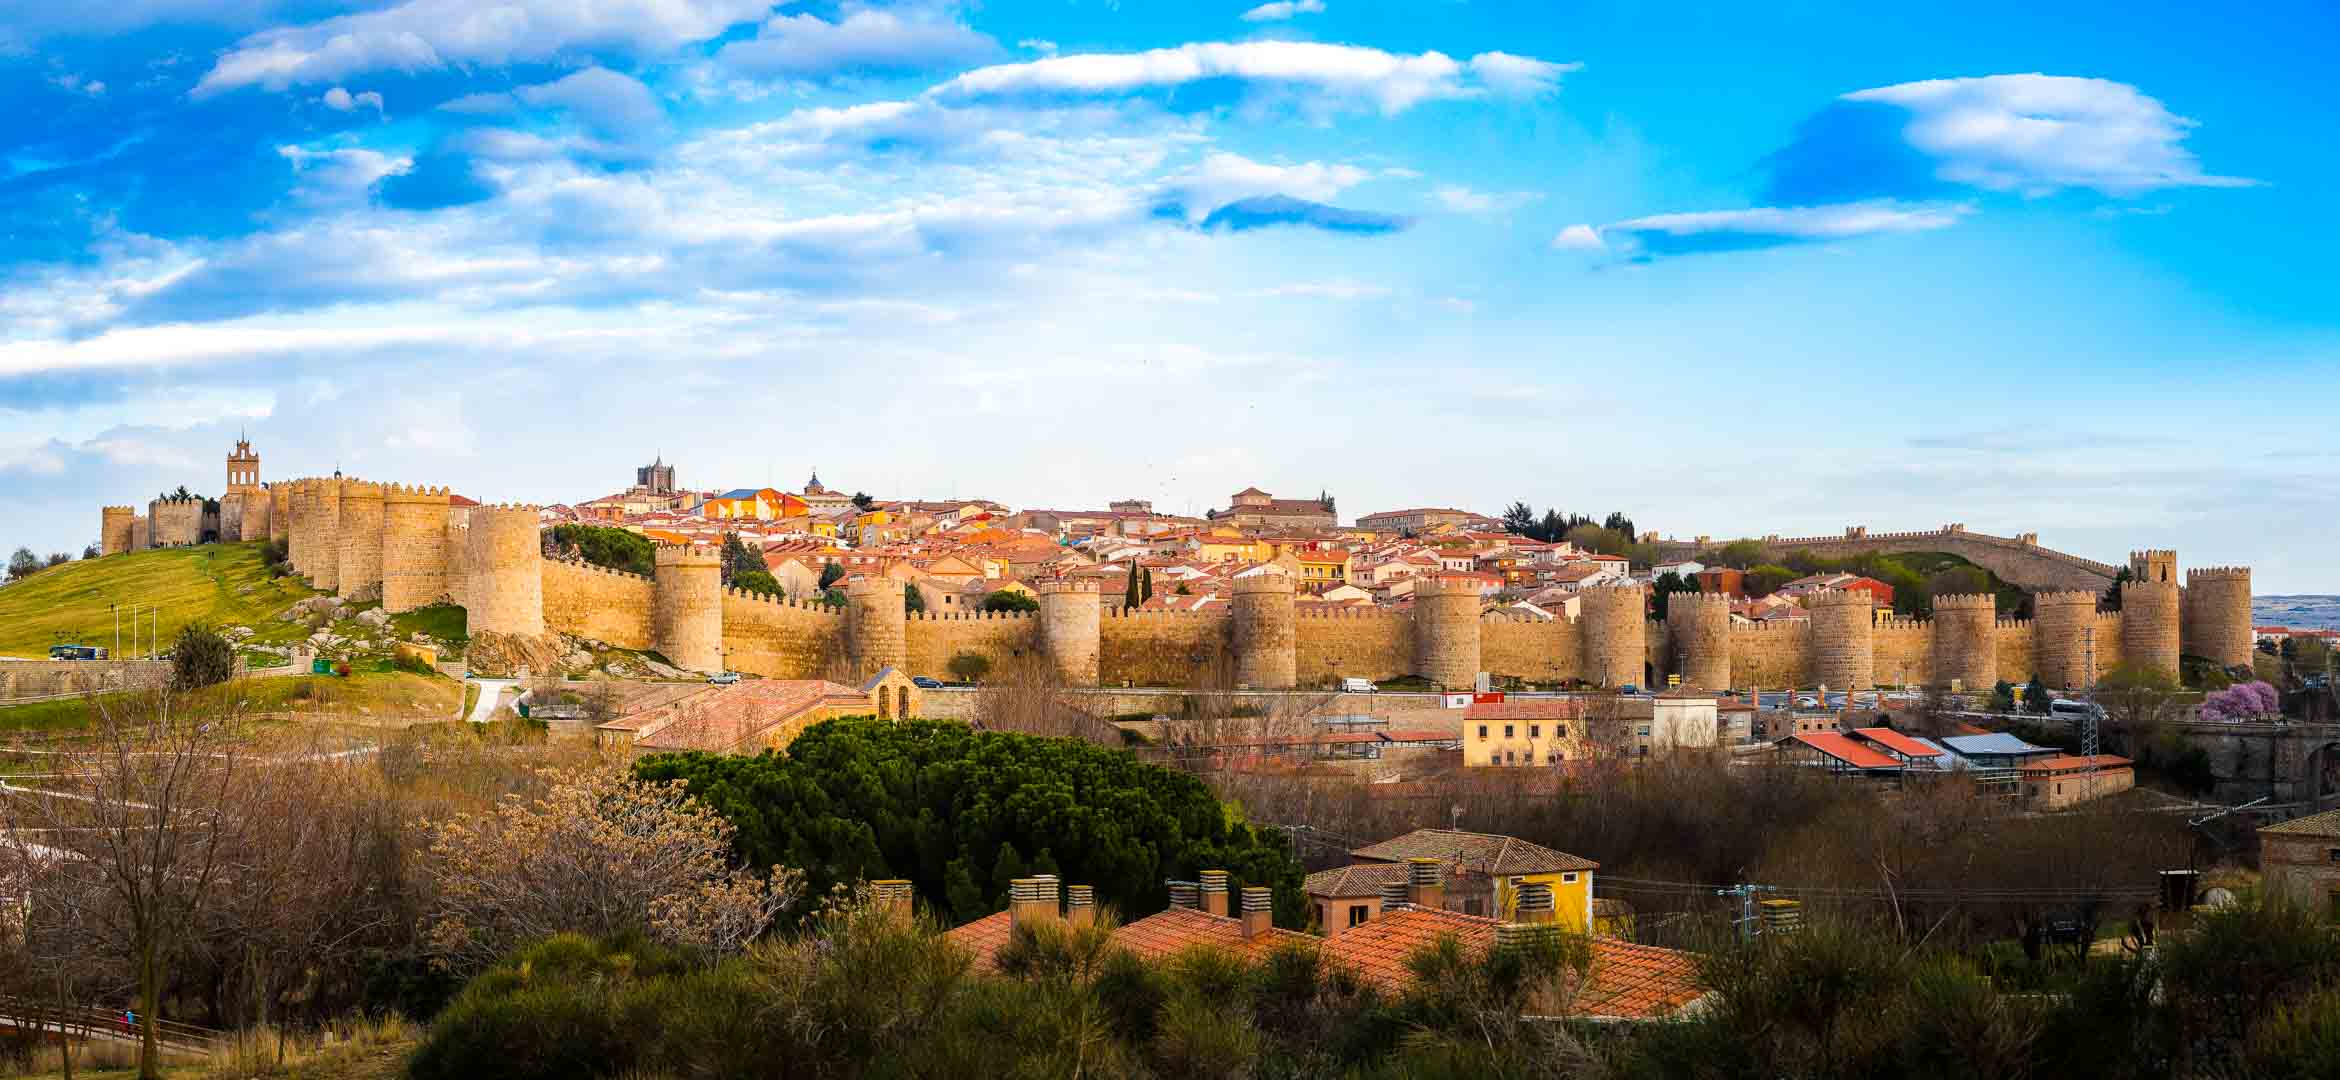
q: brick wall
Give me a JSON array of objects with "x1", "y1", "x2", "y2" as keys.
[
  {"x1": 0, "y1": 660, "x2": 174, "y2": 701},
  {"x1": 721, "y1": 590, "x2": 846, "y2": 679},
  {"x1": 1480, "y1": 615, "x2": 1573, "y2": 684},
  {"x1": 541, "y1": 559, "x2": 655, "y2": 650},
  {"x1": 1293, "y1": 609, "x2": 1412, "y2": 685},
  {"x1": 906, "y1": 611, "x2": 1039, "y2": 679},
  {"x1": 1101, "y1": 609, "x2": 1232, "y2": 687}
]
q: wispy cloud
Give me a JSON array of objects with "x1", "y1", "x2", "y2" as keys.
[
  {"x1": 1562, "y1": 200, "x2": 1969, "y2": 259},
  {"x1": 1240, "y1": 0, "x2": 1325, "y2": 23},
  {"x1": 932, "y1": 40, "x2": 1575, "y2": 115},
  {"x1": 715, "y1": 8, "x2": 998, "y2": 81}
]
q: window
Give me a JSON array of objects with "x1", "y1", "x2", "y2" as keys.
[
  {"x1": 1348, "y1": 905, "x2": 1369, "y2": 927},
  {"x1": 2328, "y1": 849, "x2": 2340, "y2": 864},
  {"x1": 1548, "y1": 750, "x2": 1562, "y2": 763},
  {"x1": 1636, "y1": 725, "x2": 1651, "y2": 737},
  {"x1": 1558, "y1": 724, "x2": 1567, "y2": 738},
  {"x1": 1563, "y1": 872, "x2": 1579, "y2": 884},
  {"x1": 1504, "y1": 724, "x2": 1515, "y2": 739},
  {"x1": 1478, "y1": 724, "x2": 1488, "y2": 738},
  {"x1": 1529, "y1": 724, "x2": 1541, "y2": 739},
  {"x1": 1318, "y1": 903, "x2": 1328, "y2": 927}
]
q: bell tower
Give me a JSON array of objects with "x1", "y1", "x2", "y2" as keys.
[{"x1": 226, "y1": 433, "x2": 261, "y2": 492}]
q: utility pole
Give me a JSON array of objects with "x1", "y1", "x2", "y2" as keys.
[
  {"x1": 112, "y1": 603, "x2": 120, "y2": 660},
  {"x1": 1716, "y1": 883, "x2": 1778, "y2": 943}
]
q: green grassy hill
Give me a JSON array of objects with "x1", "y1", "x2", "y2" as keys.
[{"x1": 0, "y1": 542, "x2": 318, "y2": 659}]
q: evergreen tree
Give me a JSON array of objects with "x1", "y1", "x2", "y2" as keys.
[
  {"x1": 2024, "y1": 680, "x2": 2057, "y2": 715},
  {"x1": 1141, "y1": 566, "x2": 1155, "y2": 602},
  {"x1": 818, "y1": 561, "x2": 846, "y2": 590},
  {"x1": 2103, "y1": 566, "x2": 2133, "y2": 612},
  {"x1": 719, "y1": 532, "x2": 762, "y2": 585},
  {"x1": 1501, "y1": 502, "x2": 1537, "y2": 536},
  {"x1": 1125, "y1": 566, "x2": 1142, "y2": 608},
  {"x1": 989, "y1": 841, "x2": 1028, "y2": 909},
  {"x1": 904, "y1": 582, "x2": 926, "y2": 614}
]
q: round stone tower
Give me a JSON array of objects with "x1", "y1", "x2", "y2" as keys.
[
  {"x1": 311, "y1": 477, "x2": 344, "y2": 593},
  {"x1": 1808, "y1": 589, "x2": 1875, "y2": 691},
  {"x1": 1036, "y1": 579, "x2": 1104, "y2": 687},
  {"x1": 2120, "y1": 575, "x2": 2182, "y2": 679},
  {"x1": 1412, "y1": 575, "x2": 1484, "y2": 689},
  {"x1": 1231, "y1": 571, "x2": 1298, "y2": 690},
  {"x1": 381, "y1": 484, "x2": 453, "y2": 614},
  {"x1": 846, "y1": 575, "x2": 907, "y2": 679},
  {"x1": 1929, "y1": 593, "x2": 1998, "y2": 691},
  {"x1": 2032, "y1": 591, "x2": 2100, "y2": 689},
  {"x1": 1578, "y1": 583, "x2": 1647, "y2": 689},
  {"x1": 464, "y1": 504, "x2": 545, "y2": 638},
  {"x1": 335, "y1": 479, "x2": 386, "y2": 602},
  {"x1": 100, "y1": 506, "x2": 135, "y2": 557},
  {"x1": 2185, "y1": 566, "x2": 2254, "y2": 671},
  {"x1": 653, "y1": 544, "x2": 725, "y2": 674},
  {"x1": 1663, "y1": 591, "x2": 1732, "y2": 690}
]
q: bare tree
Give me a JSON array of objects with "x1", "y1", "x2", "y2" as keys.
[
  {"x1": 971, "y1": 654, "x2": 1119, "y2": 745},
  {"x1": 420, "y1": 766, "x2": 802, "y2": 972},
  {"x1": 0, "y1": 691, "x2": 253, "y2": 1080}
]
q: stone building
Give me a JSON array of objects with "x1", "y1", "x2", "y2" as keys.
[
  {"x1": 1208, "y1": 486, "x2": 1337, "y2": 530},
  {"x1": 2262, "y1": 809, "x2": 2340, "y2": 913}
]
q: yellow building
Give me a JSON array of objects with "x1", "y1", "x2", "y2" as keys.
[
  {"x1": 703, "y1": 488, "x2": 809, "y2": 521},
  {"x1": 1304, "y1": 828, "x2": 1600, "y2": 933},
  {"x1": 1462, "y1": 698, "x2": 1585, "y2": 767},
  {"x1": 1191, "y1": 533, "x2": 1269, "y2": 563}
]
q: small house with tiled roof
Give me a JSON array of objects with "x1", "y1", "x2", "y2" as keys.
[
  {"x1": 597, "y1": 668, "x2": 921, "y2": 757},
  {"x1": 1326, "y1": 828, "x2": 1599, "y2": 931},
  {"x1": 2261, "y1": 809, "x2": 2340, "y2": 911}
]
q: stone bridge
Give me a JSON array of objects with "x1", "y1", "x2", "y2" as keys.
[
  {"x1": 2156, "y1": 721, "x2": 2340, "y2": 811},
  {"x1": 1652, "y1": 525, "x2": 2123, "y2": 593}
]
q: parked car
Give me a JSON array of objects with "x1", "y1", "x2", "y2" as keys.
[
  {"x1": 912, "y1": 676, "x2": 944, "y2": 689},
  {"x1": 708, "y1": 671, "x2": 740, "y2": 685},
  {"x1": 1340, "y1": 677, "x2": 1377, "y2": 693}
]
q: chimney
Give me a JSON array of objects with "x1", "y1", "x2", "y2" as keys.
[
  {"x1": 1240, "y1": 886, "x2": 1273, "y2": 939},
  {"x1": 1495, "y1": 921, "x2": 1559, "y2": 955},
  {"x1": 1378, "y1": 879, "x2": 1410, "y2": 915},
  {"x1": 1515, "y1": 881, "x2": 1556, "y2": 925},
  {"x1": 1406, "y1": 857, "x2": 1445, "y2": 910},
  {"x1": 1008, "y1": 876, "x2": 1060, "y2": 929},
  {"x1": 872, "y1": 878, "x2": 914, "y2": 921},
  {"x1": 1065, "y1": 885, "x2": 1096, "y2": 928},
  {"x1": 1200, "y1": 869, "x2": 1230, "y2": 918},
  {"x1": 1166, "y1": 879, "x2": 1200, "y2": 910}
]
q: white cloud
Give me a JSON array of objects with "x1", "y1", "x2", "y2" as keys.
[
  {"x1": 1256, "y1": 280, "x2": 1389, "y2": 300},
  {"x1": 81, "y1": 436, "x2": 197, "y2": 469},
  {"x1": 1018, "y1": 38, "x2": 1057, "y2": 56},
  {"x1": 1156, "y1": 151, "x2": 1370, "y2": 220},
  {"x1": 1550, "y1": 223, "x2": 1603, "y2": 250},
  {"x1": 1434, "y1": 185, "x2": 1538, "y2": 214},
  {"x1": 514, "y1": 67, "x2": 666, "y2": 140},
  {"x1": 193, "y1": 0, "x2": 773, "y2": 94},
  {"x1": 278, "y1": 145, "x2": 412, "y2": 203},
  {"x1": 1240, "y1": 0, "x2": 1325, "y2": 22},
  {"x1": 1842, "y1": 74, "x2": 2257, "y2": 196},
  {"x1": 1465, "y1": 52, "x2": 1578, "y2": 97},
  {"x1": 932, "y1": 41, "x2": 1575, "y2": 115},
  {"x1": 1567, "y1": 200, "x2": 1969, "y2": 256},
  {"x1": 48, "y1": 73, "x2": 107, "y2": 95},
  {"x1": 716, "y1": 9, "x2": 996, "y2": 80},
  {"x1": 319, "y1": 86, "x2": 385, "y2": 116}
]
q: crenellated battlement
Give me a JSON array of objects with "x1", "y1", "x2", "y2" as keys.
[
  {"x1": 1035, "y1": 578, "x2": 1101, "y2": 594},
  {"x1": 908, "y1": 608, "x2": 1031, "y2": 621},
  {"x1": 655, "y1": 543, "x2": 723, "y2": 566},
  {"x1": 555, "y1": 556, "x2": 651, "y2": 583},
  {"x1": 1295, "y1": 606, "x2": 1403, "y2": 621},
  {"x1": 1103, "y1": 606, "x2": 1225, "y2": 619},
  {"x1": 1805, "y1": 588, "x2": 1868, "y2": 609},
  {"x1": 724, "y1": 587, "x2": 843, "y2": 612},
  {"x1": 340, "y1": 479, "x2": 384, "y2": 499},
  {"x1": 2189, "y1": 566, "x2": 2251, "y2": 582},
  {"x1": 1933, "y1": 593, "x2": 1998, "y2": 611},
  {"x1": 2035, "y1": 591, "x2": 2101, "y2": 609},
  {"x1": 381, "y1": 482, "x2": 454, "y2": 501},
  {"x1": 1232, "y1": 572, "x2": 1296, "y2": 596},
  {"x1": 102, "y1": 504, "x2": 135, "y2": 514}
]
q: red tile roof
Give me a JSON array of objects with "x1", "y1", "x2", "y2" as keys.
[
  {"x1": 1852, "y1": 727, "x2": 1943, "y2": 759},
  {"x1": 945, "y1": 907, "x2": 1309, "y2": 971},
  {"x1": 1349, "y1": 829, "x2": 1598, "y2": 874},
  {"x1": 1303, "y1": 862, "x2": 1409, "y2": 898},
  {"x1": 1320, "y1": 907, "x2": 1499, "y2": 992},
  {"x1": 1578, "y1": 938, "x2": 1708, "y2": 1020},
  {"x1": 1787, "y1": 731, "x2": 1902, "y2": 770}
]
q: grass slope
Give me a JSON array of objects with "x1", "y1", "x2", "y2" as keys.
[{"x1": 0, "y1": 542, "x2": 317, "y2": 659}]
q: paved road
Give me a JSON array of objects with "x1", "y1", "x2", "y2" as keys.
[{"x1": 465, "y1": 679, "x2": 515, "y2": 724}]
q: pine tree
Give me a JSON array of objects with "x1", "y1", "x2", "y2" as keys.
[
  {"x1": 1124, "y1": 565, "x2": 1142, "y2": 607},
  {"x1": 1141, "y1": 566, "x2": 1155, "y2": 602}
]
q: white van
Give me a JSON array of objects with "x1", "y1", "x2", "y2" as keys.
[{"x1": 1340, "y1": 677, "x2": 1377, "y2": 694}]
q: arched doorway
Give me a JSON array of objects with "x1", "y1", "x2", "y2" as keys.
[{"x1": 2308, "y1": 742, "x2": 2340, "y2": 807}]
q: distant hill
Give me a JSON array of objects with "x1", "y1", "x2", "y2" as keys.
[
  {"x1": 0, "y1": 542, "x2": 317, "y2": 660},
  {"x1": 2256, "y1": 595, "x2": 2340, "y2": 632}
]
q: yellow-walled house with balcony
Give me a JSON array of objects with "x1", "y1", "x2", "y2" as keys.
[
  {"x1": 703, "y1": 488, "x2": 809, "y2": 521},
  {"x1": 1303, "y1": 828, "x2": 1599, "y2": 934}
]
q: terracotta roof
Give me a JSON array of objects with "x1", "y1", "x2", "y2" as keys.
[
  {"x1": 623, "y1": 679, "x2": 866, "y2": 753},
  {"x1": 945, "y1": 907, "x2": 1310, "y2": 971},
  {"x1": 1786, "y1": 732, "x2": 1903, "y2": 770},
  {"x1": 1852, "y1": 727, "x2": 1944, "y2": 759},
  {"x1": 1321, "y1": 907, "x2": 1499, "y2": 991},
  {"x1": 1577, "y1": 938, "x2": 1708, "y2": 1020},
  {"x1": 2261, "y1": 808, "x2": 2340, "y2": 838},
  {"x1": 1303, "y1": 862, "x2": 1410, "y2": 898},
  {"x1": 1349, "y1": 829, "x2": 1598, "y2": 875},
  {"x1": 2016, "y1": 754, "x2": 2132, "y2": 773},
  {"x1": 1464, "y1": 698, "x2": 1582, "y2": 721}
]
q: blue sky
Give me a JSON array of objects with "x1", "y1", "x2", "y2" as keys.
[{"x1": 2, "y1": 1, "x2": 2335, "y2": 590}]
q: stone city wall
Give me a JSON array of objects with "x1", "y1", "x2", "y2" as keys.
[
  {"x1": 1479, "y1": 613, "x2": 1573, "y2": 685},
  {"x1": 541, "y1": 558, "x2": 656, "y2": 650},
  {"x1": 100, "y1": 506, "x2": 136, "y2": 557},
  {"x1": 722, "y1": 590, "x2": 845, "y2": 679},
  {"x1": 905, "y1": 610, "x2": 1039, "y2": 682},
  {"x1": 1292, "y1": 608, "x2": 1413, "y2": 685},
  {"x1": 149, "y1": 497, "x2": 204, "y2": 548},
  {"x1": 1101, "y1": 608, "x2": 1233, "y2": 688}
]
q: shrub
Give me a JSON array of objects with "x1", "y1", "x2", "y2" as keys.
[
  {"x1": 947, "y1": 651, "x2": 993, "y2": 683},
  {"x1": 170, "y1": 623, "x2": 236, "y2": 690}
]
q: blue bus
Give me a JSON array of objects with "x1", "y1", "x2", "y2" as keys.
[{"x1": 48, "y1": 644, "x2": 108, "y2": 660}]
